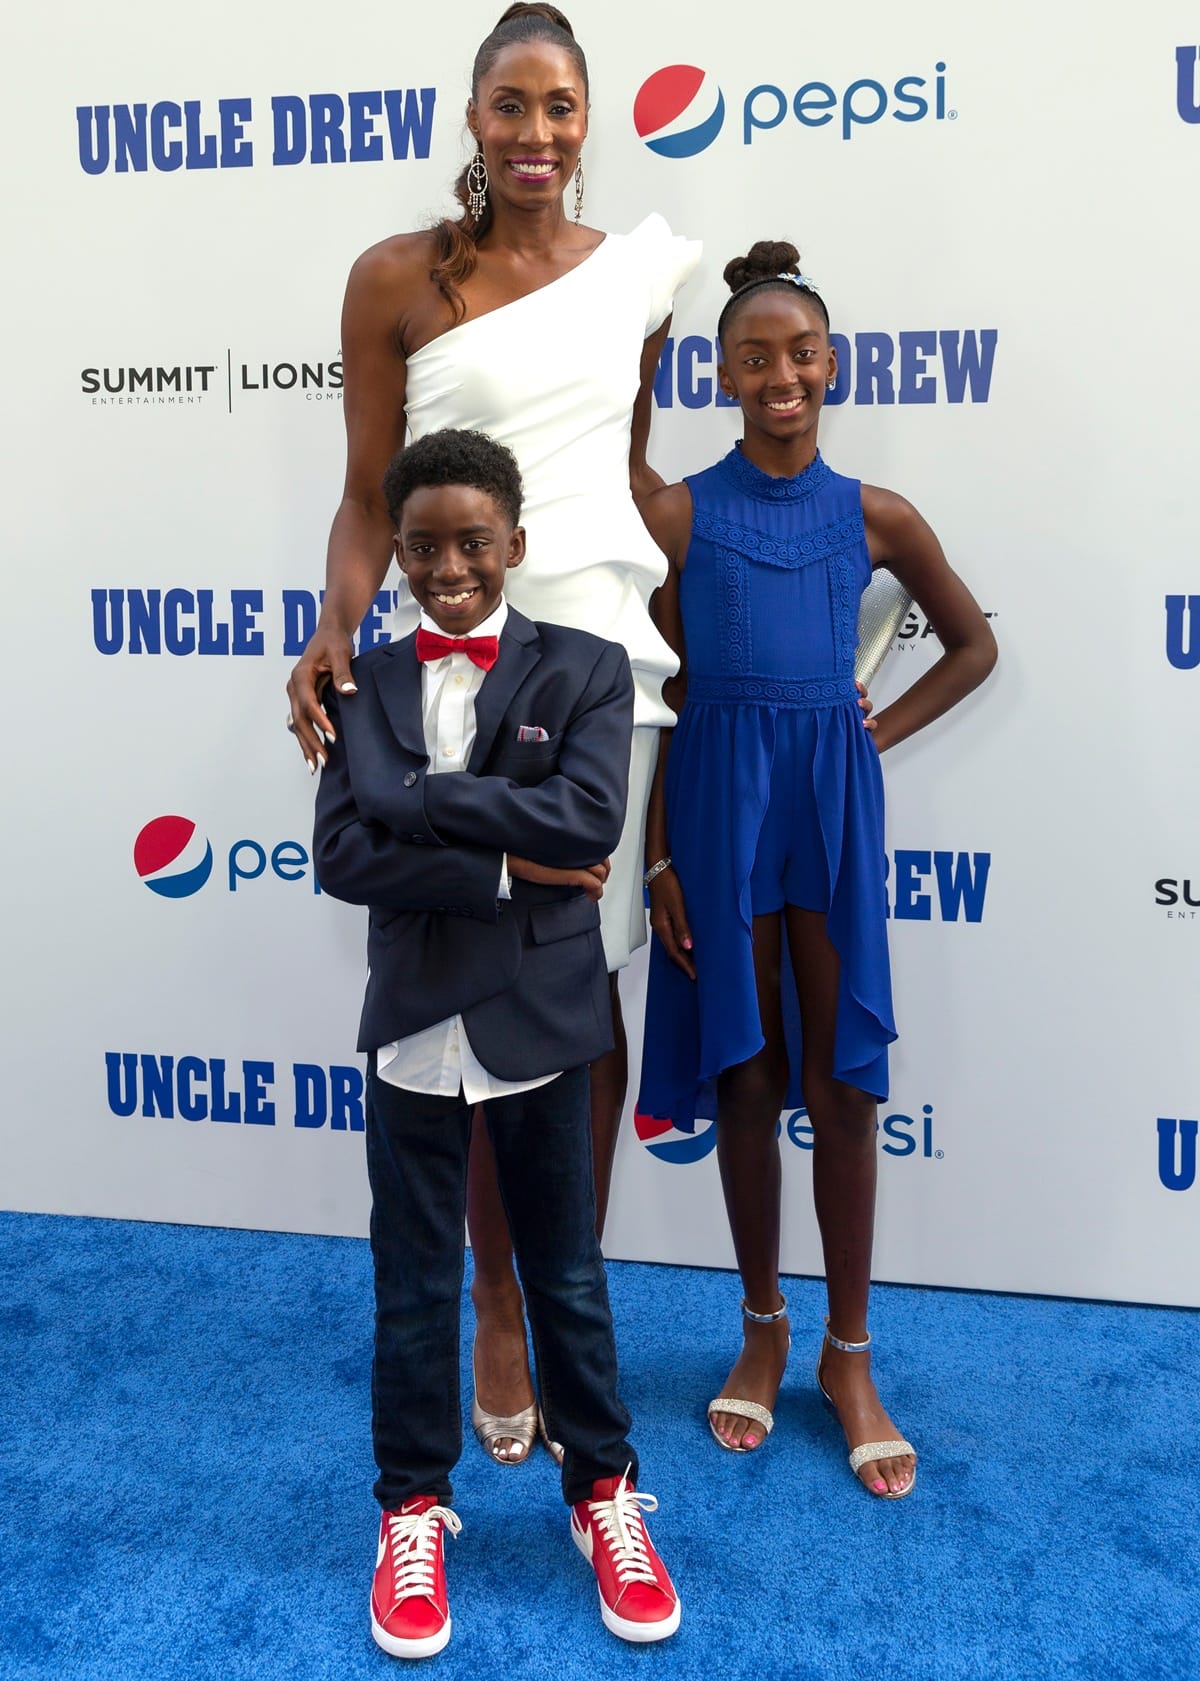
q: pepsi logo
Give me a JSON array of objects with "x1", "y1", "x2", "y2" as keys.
[
  {"x1": 633, "y1": 1107, "x2": 718, "y2": 1164},
  {"x1": 134, "y1": 815, "x2": 214, "y2": 899},
  {"x1": 634, "y1": 65, "x2": 726, "y2": 158}
]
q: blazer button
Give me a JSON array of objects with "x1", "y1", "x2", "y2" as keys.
[{"x1": 403, "y1": 771, "x2": 417, "y2": 787}]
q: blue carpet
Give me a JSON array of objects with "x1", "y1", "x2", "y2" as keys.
[{"x1": 0, "y1": 1212, "x2": 1195, "y2": 1680}]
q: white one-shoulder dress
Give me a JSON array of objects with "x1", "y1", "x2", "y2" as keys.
[{"x1": 397, "y1": 212, "x2": 701, "y2": 969}]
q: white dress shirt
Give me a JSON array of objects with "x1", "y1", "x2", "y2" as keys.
[{"x1": 376, "y1": 597, "x2": 560, "y2": 1101}]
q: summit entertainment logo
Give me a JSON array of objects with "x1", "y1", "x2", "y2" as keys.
[{"x1": 1154, "y1": 877, "x2": 1198, "y2": 921}]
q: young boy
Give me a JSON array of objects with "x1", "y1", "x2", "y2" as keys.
[{"x1": 313, "y1": 429, "x2": 680, "y2": 1658}]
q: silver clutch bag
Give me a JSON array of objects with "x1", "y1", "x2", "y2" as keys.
[{"x1": 854, "y1": 568, "x2": 913, "y2": 688}]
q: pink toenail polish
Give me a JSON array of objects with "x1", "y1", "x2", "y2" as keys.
[
  {"x1": 745, "y1": 1435, "x2": 758, "y2": 1447},
  {"x1": 874, "y1": 1479, "x2": 887, "y2": 1492}
]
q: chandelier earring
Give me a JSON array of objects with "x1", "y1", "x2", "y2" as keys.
[
  {"x1": 573, "y1": 153, "x2": 585, "y2": 223},
  {"x1": 467, "y1": 150, "x2": 489, "y2": 222}
]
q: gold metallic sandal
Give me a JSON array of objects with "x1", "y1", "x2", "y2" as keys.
[
  {"x1": 816, "y1": 1318, "x2": 917, "y2": 1499},
  {"x1": 470, "y1": 1335, "x2": 537, "y2": 1465},
  {"x1": 537, "y1": 1407, "x2": 564, "y2": 1466},
  {"x1": 707, "y1": 1294, "x2": 790, "y2": 1453}
]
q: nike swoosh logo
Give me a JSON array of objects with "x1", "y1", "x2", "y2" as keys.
[{"x1": 377, "y1": 1528, "x2": 387, "y2": 1569}]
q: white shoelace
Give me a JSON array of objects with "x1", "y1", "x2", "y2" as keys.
[
  {"x1": 586, "y1": 1478, "x2": 660, "y2": 1587},
  {"x1": 386, "y1": 1504, "x2": 462, "y2": 1600}
]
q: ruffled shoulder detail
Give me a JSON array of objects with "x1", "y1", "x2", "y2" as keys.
[{"x1": 624, "y1": 211, "x2": 702, "y2": 337}]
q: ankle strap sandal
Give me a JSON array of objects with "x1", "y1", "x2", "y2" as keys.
[
  {"x1": 707, "y1": 1295, "x2": 791, "y2": 1453},
  {"x1": 823, "y1": 1322, "x2": 871, "y2": 1354},
  {"x1": 816, "y1": 1317, "x2": 917, "y2": 1499},
  {"x1": 741, "y1": 1293, "x2": 789, "y2": 1324}
]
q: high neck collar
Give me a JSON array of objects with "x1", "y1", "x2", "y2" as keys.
[{"x1": 723, "y1": 443, "x2": 831, "y2": 502}]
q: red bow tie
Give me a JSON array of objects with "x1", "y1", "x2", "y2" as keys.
[{"x1": 415, "y1": 628, "x2": 500, "y2": 671}]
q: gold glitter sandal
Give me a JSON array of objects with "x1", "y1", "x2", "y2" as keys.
[
  {"x1": 816, "y1": 1319, "x2": 916, "y2": 1499},
  {"x1": 707, "y1": 1294, "x2": 790, "y2": 1453}
]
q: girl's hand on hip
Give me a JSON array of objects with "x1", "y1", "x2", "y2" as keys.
[{"x1": 856, "y1": 679, "x2": 877, "y2": 733}]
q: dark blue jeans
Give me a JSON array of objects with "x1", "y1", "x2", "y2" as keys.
[{"x1": 365, "y1": 1060, "x2": 637, "y2": 1509}]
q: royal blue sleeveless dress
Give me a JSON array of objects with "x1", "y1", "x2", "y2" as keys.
[{"x1": 638, "y1": 446, "x2": 896, "y2": 1129}]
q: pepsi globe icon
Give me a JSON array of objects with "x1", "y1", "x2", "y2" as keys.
[
  {"x1": 634, "y1": 1107, "x2": 718, "y2": 1164},
  {"x1": 634, "y1": 65, "x2": 726, "y2": 158},
  {"x1": 134, "y1": 815, "x2": 214, "y2": 899}
]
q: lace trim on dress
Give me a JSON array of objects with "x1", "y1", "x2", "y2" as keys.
[
  {"x1": 719, "y1": 547, "x2": 750, "y2": 675},
  {"x1": 710, "y1": 518, "x2": 864, "y2": 680},
  {"x1": 691, "y1": 508, "x2": 864, "y2": 570},
  {"x1": 685, "y1": 673, "x2": 858, "y2": 708},
  {"x1": 830, "y1": 550, "x2": 861, "y2": 673},
  {"x1": 724, "y1": 445, "x2": 832, "y2": 502}
]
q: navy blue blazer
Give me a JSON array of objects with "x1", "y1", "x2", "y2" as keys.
[{"x1": 313, "y1": 607, "x2": 634, "y2": 1080}]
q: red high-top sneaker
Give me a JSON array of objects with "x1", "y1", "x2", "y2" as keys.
[
  {"x1": 570, "y1": 1474, "x2": 680, "y2": 1643},
  {"x1": 370, "y1": 1495, "x2": 462, "y2": 1659}
]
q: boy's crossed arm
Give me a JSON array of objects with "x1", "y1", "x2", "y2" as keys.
[
  {"x1": 314, "y1": 734, "x2": 505, "y2": 917},
  {"x1": 314, "y1": 641, "x2": 633, "y2": 920},
  {"x1": 407, "y1": 643, "x2": 633, "y2": 868}
]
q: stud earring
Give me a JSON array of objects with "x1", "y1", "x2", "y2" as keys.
[
  {"x1": 826, "y1": 379, "x2": 836, "y2": 391},
  {"x1": 467, "y1": 151, "x2": 489, "y2": 221},
  {"x1": 573, "y1": 153, "x2": 585, "y2": 223}
]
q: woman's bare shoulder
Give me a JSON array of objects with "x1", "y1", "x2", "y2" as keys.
[
  {"x1": 347, "y1": 229, "x2": 440, "y2": 290},
  {"x1": 341, "y1": 231, "x2": 447, "y2": 352}
]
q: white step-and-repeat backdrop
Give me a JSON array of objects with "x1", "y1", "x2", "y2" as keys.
[{"x1": 4, "y1": 2, "x2": 1198, "y2": 1306}]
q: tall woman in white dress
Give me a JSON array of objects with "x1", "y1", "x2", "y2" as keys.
[{"x1": 286, "y1": 4, "x2": 699, "y2": 1462}]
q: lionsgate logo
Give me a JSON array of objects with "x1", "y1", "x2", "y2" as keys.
[
  {"x1": 1154, "y1": 876, "x2": 1199, "y2": 921},
  {"x1": 82, "y1": 352, "x2": 344, "y2": 411},
  {"x1": 892, "y1": 607, "x2": 997, "y2": 653}
]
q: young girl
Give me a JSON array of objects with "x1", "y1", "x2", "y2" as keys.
[{"x1": 638, "y1": 240, "x2": 996, "y2": 1498}]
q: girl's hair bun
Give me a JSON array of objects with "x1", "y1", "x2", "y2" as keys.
[
  {"x1": 716, "y1": 238, "x2": 829, "y2": 341},
  {"x1": 723, "y1": 240, "x2": 802, "y2": 294},
  {"x1": 494, "y1": 2, "x2": 575, "y2": 36}
]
